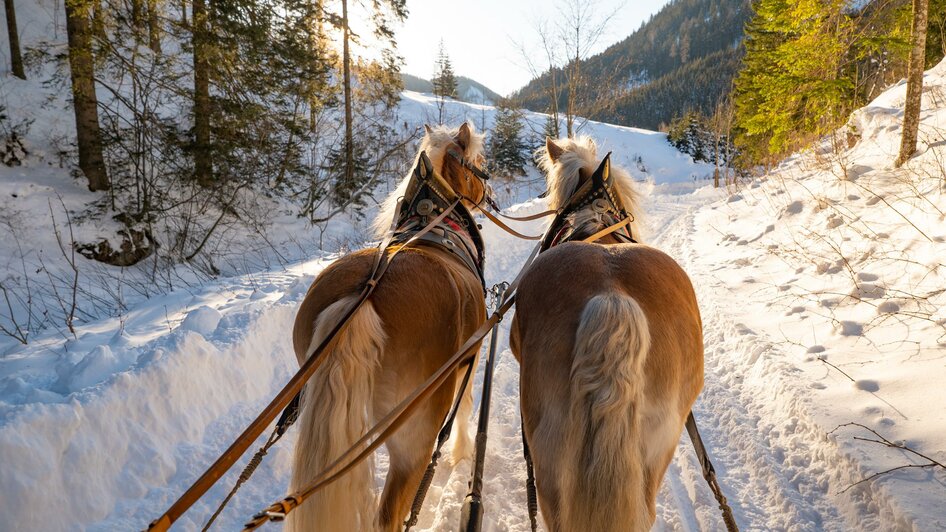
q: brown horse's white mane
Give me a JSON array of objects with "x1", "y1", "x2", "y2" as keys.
[
  {"x1": 537, "y1": 136, "x2": 646, "y2": 242},
  {"x1": 372, "y1": 123, "x2": 486, "y2": 238}
]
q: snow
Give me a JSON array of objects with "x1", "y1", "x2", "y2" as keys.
[
  {"x1": 2, "y1": 5, "x2": 946, "y2": 528},
  {"x1": 180, "y1": 306, "x2": 223, "y2": 337}
]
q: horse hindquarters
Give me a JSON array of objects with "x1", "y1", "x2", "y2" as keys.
[
  {"x1": 561, "y1": 293, "x2": 652, "y2": 532},
  {"x1": 287, "y1": 295, "x2": 386, "y2": 532}
]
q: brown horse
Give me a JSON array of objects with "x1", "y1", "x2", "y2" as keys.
[
  {"x1": 510, "y1": 136, "x2": 704, "y2": 531},
  {"x1": 287, "y1": 123, "x2": 489, "y2": 532}
]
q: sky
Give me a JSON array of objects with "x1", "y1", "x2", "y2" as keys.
[{"x1": 389, "y1": 0, "x2": 671, "y2": 96}]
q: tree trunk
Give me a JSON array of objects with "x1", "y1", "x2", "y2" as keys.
[
  {"x1": 131, "y1": 0, "x2": 145, "y2": 46},
  {"x1": 65, "y1": 0, "x2": 109, "y2": 191},
  {"x1": 4, "y1": 0, "x2": 25, "y2": 79},
  {"x1": 192, "y1": 0, "x2": 213, "y2": 186},
  {"x1": 566, "y1": 54, "x2": 580, "y2": 138},
  {"x1": 305, "y1": 0, "x2": 322, "y2": 132},
  {"x1": 147, "y1": 0, "x2": 161, "y2": 53},
  {"x1": 897, "y1": 0, "x2": 929, "y2": 167},
  {"x1": 341, "y1": 0, "x2": 354, "y2": 190},
  {"x1": 549, "y1": 68, "x2": 559, "y2": 138}
]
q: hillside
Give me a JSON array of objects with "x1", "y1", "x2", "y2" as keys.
[
  {"x1": 512, "y1": 0, "x2": 751, "y2": 129},
  {"x1": 401, "y1": 73, "x2": 503, "y2": 104}
]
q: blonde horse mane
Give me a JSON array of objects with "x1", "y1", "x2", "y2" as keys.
[
  {"x1": 537, "y1": 136, "x2": 646, "y2": 242},
  {"x1": 372, "y1": 123, "x2": 486, "y2": 238}
]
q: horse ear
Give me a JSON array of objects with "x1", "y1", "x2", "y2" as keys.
[
  {"x1": 546, "y1": 137, "x2": 564, "y2": 163},
  {"x1": 456, "y1": 122, "x2": 473, "y2": 150},
  {"x1": 592, "y1": 152, "x2": 611, "y2": 185},
  {"x1": 424, "y1": 124, "x2": 433, "y2": 135}
]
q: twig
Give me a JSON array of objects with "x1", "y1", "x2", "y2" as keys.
[
  {"x1": 829, "y1": 422, "x2": 946, "y2": 495},
  {"x1": 48, "y1": 195, "x2": 80, "y2": 339}
]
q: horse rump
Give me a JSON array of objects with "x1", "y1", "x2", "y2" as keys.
[{"x1": 561, "y1": 292, "x2": 651, "y2": 531}]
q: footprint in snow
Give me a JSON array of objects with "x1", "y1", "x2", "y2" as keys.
[
  {"x1": 836, "y1": 320, "x2": 864, "y2": 336},
  {"x1": 734, "y1": 323, "x2": 756, "y2": 336},
  {"x1": 852, "y1": 283, "x2": 886, "y2": 299},
  {"x1": 783, "y1": 200, "x2": 804, "y2": 215},
  {"x1": 876, "y1": 301, "x2": 901, "y2": 314},
  {"x1": 807, "y1": 345, "x2": 826, "y2": 354},
  {"x1": 854, "y1": 379, "x2": 880, "y2": 392},
  {"x1": 825, "y1": 216, "x2": 844, "y2": 229},
  {"x1": 856, "y1": 272, "x2": 879, "y2": 282}
]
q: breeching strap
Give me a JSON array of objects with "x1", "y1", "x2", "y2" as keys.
[{"x1": 147, "y1": 198, "x2": 461, "y2": 532}]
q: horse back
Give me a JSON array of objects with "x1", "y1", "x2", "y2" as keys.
[
  {"x1": 513, "y1": 241, "x2": 703, "y2": 415},
  {"x1": 293, "y1": 247, "x2": 486, "y2": 366}
]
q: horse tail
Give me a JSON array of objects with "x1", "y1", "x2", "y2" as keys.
[
  {"x1": 287, "y1": 295, "x2": 385, "y2": 532},
  {"x1": 561, "y1": 293, "x2": 651, "y2": 531}
]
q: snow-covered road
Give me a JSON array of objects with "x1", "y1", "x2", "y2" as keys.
[{"x1": 1, "y1": 181, "x2": 940, "y2": 531}]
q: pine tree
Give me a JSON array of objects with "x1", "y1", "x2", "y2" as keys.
[
  {"x1": 543, "y1": 111, "x2": 560, "y2": 140},
  {"x1": 4, "y1": 0, "x2": 25, "y2": 79},
  {"x1": 192, "y1": 0, "x2": 212, "y2": 186},
  {"x1": 734, "y1": 0, "x2": 856, "y2": 160},
  {"x1": 432, "y1": 40, "x2": 458, "y2": 125},
  {"x1": 488, "y1": 101, "x2": 529, "y2": 179},
  {"x1": 65, "y1": 0, "x2": 109, "y2": 191}
]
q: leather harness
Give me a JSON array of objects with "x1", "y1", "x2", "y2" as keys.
[
  {"x1": 392, "y1": 151, "x2": 487, "y2": 290},
  {"x1": 540, "y1": 152, "x2": 637, "y2": 251}
]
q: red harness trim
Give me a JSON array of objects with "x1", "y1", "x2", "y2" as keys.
[{"x1": 401, "y1": 215, "x2": 480, "y2": 265}]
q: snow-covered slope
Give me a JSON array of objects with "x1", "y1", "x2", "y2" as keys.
[{"x1": 676, "y1": 59, "x2": 946, "y2": 530}]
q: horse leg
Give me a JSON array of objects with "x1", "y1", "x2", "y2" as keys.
[
  {"x1": 641, "y1": 409, "x2": 688, "y2": 522},
  {"x1": 375, "y1": 382, "x2": 452, "y2": 531},
  {"x1": 448, "y1": 361, "x2": 477, "y2": 466}
]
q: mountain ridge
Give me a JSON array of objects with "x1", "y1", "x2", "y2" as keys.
[
  {"x1": 512, "y1": 0, "x2": 751, "y2": 130},
  {"x1": 400, "y1": 73, "x2": 503, "y2": 104}
]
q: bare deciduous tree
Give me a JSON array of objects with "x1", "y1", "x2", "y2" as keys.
[
  {"x1": 897, "y1": 0, "x2": 930, "y2": 167},
  {"x1": 558, "y1": 0, "x2": 620, "y2": 138},
  {"x1": 516, "y1": 0, "x2": 620, "y2": 139}
]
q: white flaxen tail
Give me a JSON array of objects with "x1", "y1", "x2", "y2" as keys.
[
  {"x1": 287, "y1": 296, "x2": 386, "y2": 532},
  {"x1": 561, "y1": 293, "x2": 651, "y2": 532}
]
